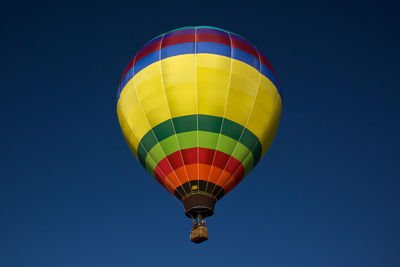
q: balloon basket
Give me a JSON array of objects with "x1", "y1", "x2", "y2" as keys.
[{"x1": 190, "y1": 225, "x2": 208, "y2": 244}]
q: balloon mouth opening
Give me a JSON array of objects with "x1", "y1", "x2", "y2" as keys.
[
  {"x1": 182, "y1": 194, "x2": 216, "y2": 218},
  {"x1": 186, "y1": 206, "x2": 214, "y2": 218}
]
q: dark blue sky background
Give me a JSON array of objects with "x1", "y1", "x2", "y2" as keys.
[{"x1": 1, "y1": 0, "x2": 399, "y2": 266}]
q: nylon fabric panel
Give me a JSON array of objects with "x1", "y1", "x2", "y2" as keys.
[
  {"x1": 145, "y1": 141, "x2": 179, "y2": 171},
  {"x1": 247, "y1": 76, "x2": 277, "y2": 136},
  {"x1": 196, "y1": 54, "x2": 231, "y2": 116},
  {"x1": 224, "y1": 58, "x2": 260, "y2": 126},
  {"x1": 246, "y1": 75, "x2": 279, "y2": 146},
  {"x1": 117, "y1": 79, "x2": 149, "y2": 152},
  {"x1": 155, "y1": 168, "x2": 184, "y2": 192},
  {"x1": 161, "y1": 55, "x2": 197, "y2": 117},
  {"x1": 260, "y1": 94, "x2": 282, "y2": 156},
  {"x1": 134, "y1": 61, "x2": 171, "y2": 127},
  {"x1": 117, "y1": 105, "x2": 139, "y2": 158},
  {"x1": 118, "y1": 68, "x2": 165, "y2": 143}
]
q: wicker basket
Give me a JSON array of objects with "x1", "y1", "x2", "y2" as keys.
[{"x1": 190, "y1": 225, "x2": 208, "y2": 243}]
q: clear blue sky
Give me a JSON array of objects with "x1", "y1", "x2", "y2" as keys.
[{"x1": 1, "y1": 0, "x2": 399, "y2": 266}]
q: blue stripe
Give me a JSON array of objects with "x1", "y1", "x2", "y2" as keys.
[
  {"x1": 261, "y1": 64, "x2": 280, "y2": 90},
  {"x1": 135, "y1": 51, "x2": 159, "y2": 74},
  {"x1": 161, "y1": 42, "x2": 195, "y2": 59},
  {"x1": 233, "y1": 47, "x2": 260, "y2": 71},
  {"x1": 117, "y1": 42, "x2": 280, "y2": 100},
  {"x1": 197, "y1": 42, "x2": 231, "y2": 57}
]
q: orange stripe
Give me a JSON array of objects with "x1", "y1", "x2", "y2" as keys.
[{"x1": 165, "y1": 163, "x2": 242, "y2": 191}]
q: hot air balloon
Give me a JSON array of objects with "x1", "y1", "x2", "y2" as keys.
[{"x1": 116, "y1": 26, "x2": 282, "y2": 243}]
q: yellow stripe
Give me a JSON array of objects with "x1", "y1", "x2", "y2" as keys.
[
  {"x1": 161, "y1": 54, "x2": 197, "y2": 117},
  {"x1": 248, "y1": 75, "x2": 281, "y2": 154},
  {"x1": 135, "y1": 61, "x2": 171, "y2": 127},
  {"x1": 117, "y1": 53, "x2": 280, "y2": 156},
  {"x1": 197, "y1": 54, "x2": 231, "y2": 116},
  {"x1": 118, "y1": 78, "x2": 150, "y2": 143},
  {"x1": 117, "y1": 104, "x2": 139, "y2": 158},
  {"x1": 260, "y1": 94, "x2": 282, "y2": 156}
]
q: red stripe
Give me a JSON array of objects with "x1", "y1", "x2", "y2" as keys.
[
  {"x1": 231, "y1": 38, "x2": 259, "y2": 60},
  {"x1": 224, "y1": 159, "x2": 248, "y2": 194},
  {"x1": 155, "y1": 148, "x2": 244, "y2": 180},
  {"x1": 154, "y1": 166, "x2": 168, "y2": 189},
  {"x1": 161, "y1": 34, "x2": 195, "y2": 48},
  {"x1": 197, "y1": 33, "x2": 230, "y2": 46},
  {"x1": 156, "y1": 156, "x2": 174, "y2": 175},
  {"x1": 121, "y1": 57, "x2": 135, "y2": 82}
]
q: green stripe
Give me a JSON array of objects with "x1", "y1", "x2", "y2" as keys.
[
  {"x1": 144, "y1": 131, "x2": 254, "y2": 176},
  {"x1": 137, "y1": 115, "x2": 261, "y2": 169}
]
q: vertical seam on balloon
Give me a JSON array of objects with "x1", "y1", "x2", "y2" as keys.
[
  {"x1": 210, "y1": 44, "x2": 263, "y2": 197},
  {"x1": 158, "y1": 33, "x2": 193, "y2": 197},
  {"x1": 204, "y1": 31, "x2": 234, "y2": 194},
  {"x1": 118, "y1": 74, "x2": 185, "y2": 205},
  {"x1": 220, "y1": 85, "x2": 279, "y2": 194},
  {"x1": 133, "y1": 44, "x2": 190, "y2": 199},
  {"x1": 194, "y1": 26, "x2": 200, "y2": 192}
]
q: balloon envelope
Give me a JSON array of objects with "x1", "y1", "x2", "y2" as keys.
[{"x1": 117, "y1": 26, "x2": 282, "y2": 218}]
